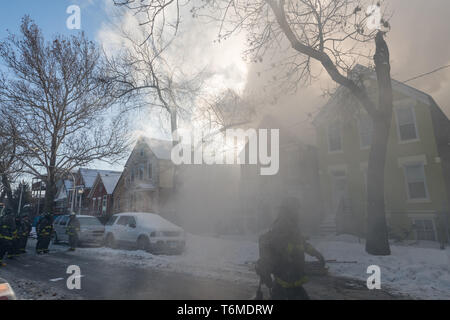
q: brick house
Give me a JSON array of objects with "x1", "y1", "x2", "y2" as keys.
[
  {"x1": 69, "y1": 168, "x2": 122, "y2": 215},
  {"x1": 87, "y1": 171, "x2": 122, "y2": 217}
]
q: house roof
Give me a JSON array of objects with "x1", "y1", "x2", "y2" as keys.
[
  {"x1": 87, "y1": 171, "x2": 122, "y2": 198},
  {"x1": 54, "y1": 179, "x2": 73, "y2": 202},
  {"x1": 142, "y1": 137, "x2": 173, "y2": 160},
  {"x1": 313, "y1": 64, "x2": 438, "y2": 124},
  {"x1": 99, "y1": 172, "x2": 122, "y2": 194},
  {"x1": 79, "y1": 168, "x2": 122, "y2": 189}
]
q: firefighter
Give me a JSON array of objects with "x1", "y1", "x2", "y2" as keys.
[
  {"x1": 67, "y1": 213, "x2": 80, "y2": 251},
  {"x1": 0, "y1": 208, "x2": 16, "y2": 265},
  {"x1": 255, "y1": 197, "x2": 325, "y2": 300},
  {"x1": 18, "y1": 215, "x2": 32, "y2": 254},
  {"x1": 11, "y1": 215, "x2": 21, "y2": 257},
  {"x1": 36, "y1": 213, "x2": 53, "y2": 254}
]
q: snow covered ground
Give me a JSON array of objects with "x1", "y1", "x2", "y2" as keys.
[
  {"x1": 72, "y1": 234, "x2": 260, "y2": 285},
  {"x1": 63, "y1": 233, "x2": 450, "y2": 299},
  {"x1": 310, "y1": 235, "x2": 450, "y2": 300}
]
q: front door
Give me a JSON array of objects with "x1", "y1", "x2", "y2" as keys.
[{"x1": 329, "y1": 171, "x2": 348, "y2": 224}]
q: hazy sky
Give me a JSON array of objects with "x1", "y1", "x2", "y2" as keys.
[{"x1": 1, "y1": 0, "x2": 449, "y2": 163}]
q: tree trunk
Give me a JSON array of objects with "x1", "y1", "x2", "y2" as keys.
[
  {"x1": 365, "y1": 117, "x2": 391, "y2": 255},
  {"x1": 365, "y1": 32, "x2": 393, "y2": 255},
  {"x1": 44, "y1": 169, "x2": 56, "y2": 215},
  {"x1": 44, "y1": 145, "x2": 58, "y2": 214},
  {"x1": 169, "y1": 109, "x2": 180, "y2": 224},
  {"x1": 1, "y1": 173, "x2": 13, "y2": 209}
]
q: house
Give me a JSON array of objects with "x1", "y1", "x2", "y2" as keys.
[
  {"x1": 239, "y1": 115, "x2": 323, "y2": 235},
  {"x1": 87, "y1": 171, "x2": 121, "y2": 217},
  {"x1": 314, "y1": 65, "x2": 450, "y2": 242},
  {"x1": 69, "y1": 168, "x2": 123, "y2": 215},
  {"x1": 54, "y1": 179, "x2": 73, "y2": 215},
  {"x1": 112, "y1": 137, "x2": 175, "y2": 220}
]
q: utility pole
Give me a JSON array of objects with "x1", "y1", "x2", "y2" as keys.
[{"x1": 17, "y1": 183, "x2": 24, "y2": 216}]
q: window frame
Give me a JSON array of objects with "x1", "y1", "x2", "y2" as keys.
[
  {"x1": 327, "y1": 120, "x2": 343, "y2": 153},
  {"x1": 402, "y1": 162, "x2": 429, "y2": 202},
  {"x1": 394, "y1": 103, "x2": 419, "y2": 143},
  {"x1": 412, "y1": 218, "x2": 436, "y2": 241}
]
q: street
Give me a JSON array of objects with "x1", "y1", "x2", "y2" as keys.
[{"x1": 0, "y1": 240, "x2": 410, "y2": 300}]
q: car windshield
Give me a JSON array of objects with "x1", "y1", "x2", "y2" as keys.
[{"x1": 78, "y1": 217, "x2": 102, "y2": 226}]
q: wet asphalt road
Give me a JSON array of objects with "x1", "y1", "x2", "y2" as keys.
[
  {"x1": 0, "y1": 241, "x2": 410, "y2": 300},
  {"x1": 0, "y1": 244, "x2": 255, "y2": 300}
]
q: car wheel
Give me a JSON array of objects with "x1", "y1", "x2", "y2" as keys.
[
  {"x1": 106, "y1": 234, "x2": 117, "y2": 249},
  {"x1": 137, "y1": 236, "x2": 150, "y2": 252}
]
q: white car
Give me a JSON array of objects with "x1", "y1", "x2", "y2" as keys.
[
  {"x1": 52, "y1": 215, "x2": 105, "y2": 246},
  {"x1": 104, "y1": 212, "x2": 186, "y2": 254}
]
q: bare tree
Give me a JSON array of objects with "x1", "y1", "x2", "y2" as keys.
[
  {"x1": 0, "y1": 16, "x2": 130, "y2": 214},
  {"x1": 0, "y1": 107, "x2": 23, "y2": 208},
  {"x1": 115, "y1": 0, "x2": 394, "y2": 255}
]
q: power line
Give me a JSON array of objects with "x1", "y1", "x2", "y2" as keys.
[{"x1": 403, "y1": 64, "x2": 450, "y2": 83}]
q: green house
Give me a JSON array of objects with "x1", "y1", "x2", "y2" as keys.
[{"x1": 314, "y1": 66, "x2": 450, "y2": 243}]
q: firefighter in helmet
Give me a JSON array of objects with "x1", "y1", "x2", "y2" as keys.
[
  {"x1": 255, "y1": 197, "x2": 325, "y2": 300},
  {"x1": 36, "y1": 213, "x2": 53, "y2": 254},
  {"x1": 66, "y1": 213, "x2": 80, "y2": 251},
  {"x1": 0, "y1": 208, "x2": 16, "y2": 265}
]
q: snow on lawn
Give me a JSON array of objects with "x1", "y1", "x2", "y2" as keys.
[
  {"x1": 73, "y1": 233, "x2": 450, "y2": 299},
  {"x1": 75, "y1": 234, "x2": 260, "y2": 285},
  {"x1": 309, "y1": 235, "x2": 450, "y2": 300}
]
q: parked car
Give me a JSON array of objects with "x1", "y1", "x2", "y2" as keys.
[
  {"x1": 0, "y1": 278, "x2": 17, "y2": 300},
  {"x1": 52, "y1": 215, "x2": 105, "y2": 246},
  {"x1": 104, "y1": 212, "x2": 186, "y2": 254}
]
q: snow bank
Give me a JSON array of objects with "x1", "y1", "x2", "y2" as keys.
[{"x1": 309, "y1": 235, "x2": 450, "y2": 300}]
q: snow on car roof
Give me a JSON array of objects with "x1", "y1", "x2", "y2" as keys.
[{"x1": 117, "y1": 212, "x2": 182, "y2": 230}]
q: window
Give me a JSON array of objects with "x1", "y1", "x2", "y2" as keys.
[
  {"x1": 396, "y1": 105, "x2": 418, "y2": 141},
  {"x1": 358, "y1": 114, "x2": 373, "y2": 148},
  {"x1": 97, "y1": 197, "x2": 101, "y2": 212},
  {"x1": 102, "y1": 195, "x2": 108, "y2": 214},
  {"x1": 92, "y1": 198, "x2": 96, "y2": 210},
  {"x1": 404, "y1": 163, "x2": 428, "y2": 200},
  {"x1": 128, "y1": 216, "x2": 136, "y2": 227},
  {"x1": 117, "y1": 216, "x2": 130, "y2": 226},
  {"x1": 328, "y1": 121, "x2": 342, "y2": 152},
  {"x1": 413, "y1": 219, "x2": 436, "y2": 241},
  {"x1": 59, "y1": 216, "x2": 69, "y2": 226},
  {"x1": 131, "y1": 169, "x2": 135, "y2": 183},
  {"x1": 139, "y1": 164, "x2": 144, "y2": 180},
  {"x1": 147, "y1": 161, "x2": 153, "y2": 179},
  {"x1": 140, "y1": 149, "x2": 144, "y2": 157},
  {"x1": 106, "y1": 216, "x2": 118, "y2": 226},
  {"x1": 115, "y1": 197, "x2": 120, "y2": 210}
]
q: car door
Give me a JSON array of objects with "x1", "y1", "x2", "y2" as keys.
[
  {"x1": 114, "y1": 216, "x2": 130, "y2": 244},
  {"x1": 124, "y1": 216, "x2": 138, "y2": 243}
]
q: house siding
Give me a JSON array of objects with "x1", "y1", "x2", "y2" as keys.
[{"x1": 316, "y1": 83, "x2": 450, "y2": 242}]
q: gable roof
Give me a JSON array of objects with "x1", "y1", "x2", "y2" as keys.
[
  {"x1": 100, "y1": 172, "x2": 122, "y2": 194},
  {"x1": 87, "y1": 171, "x2": 122, "y2": 198},
  {"x1": 79, "y1": 168, "x2": 122, "y2": 189},
  {"x1": 142, "y1": 137, "x2": 173, "y2": 160},
  {"x1": 314, "y1": 64, "x2": 438, "y2": 124}
]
